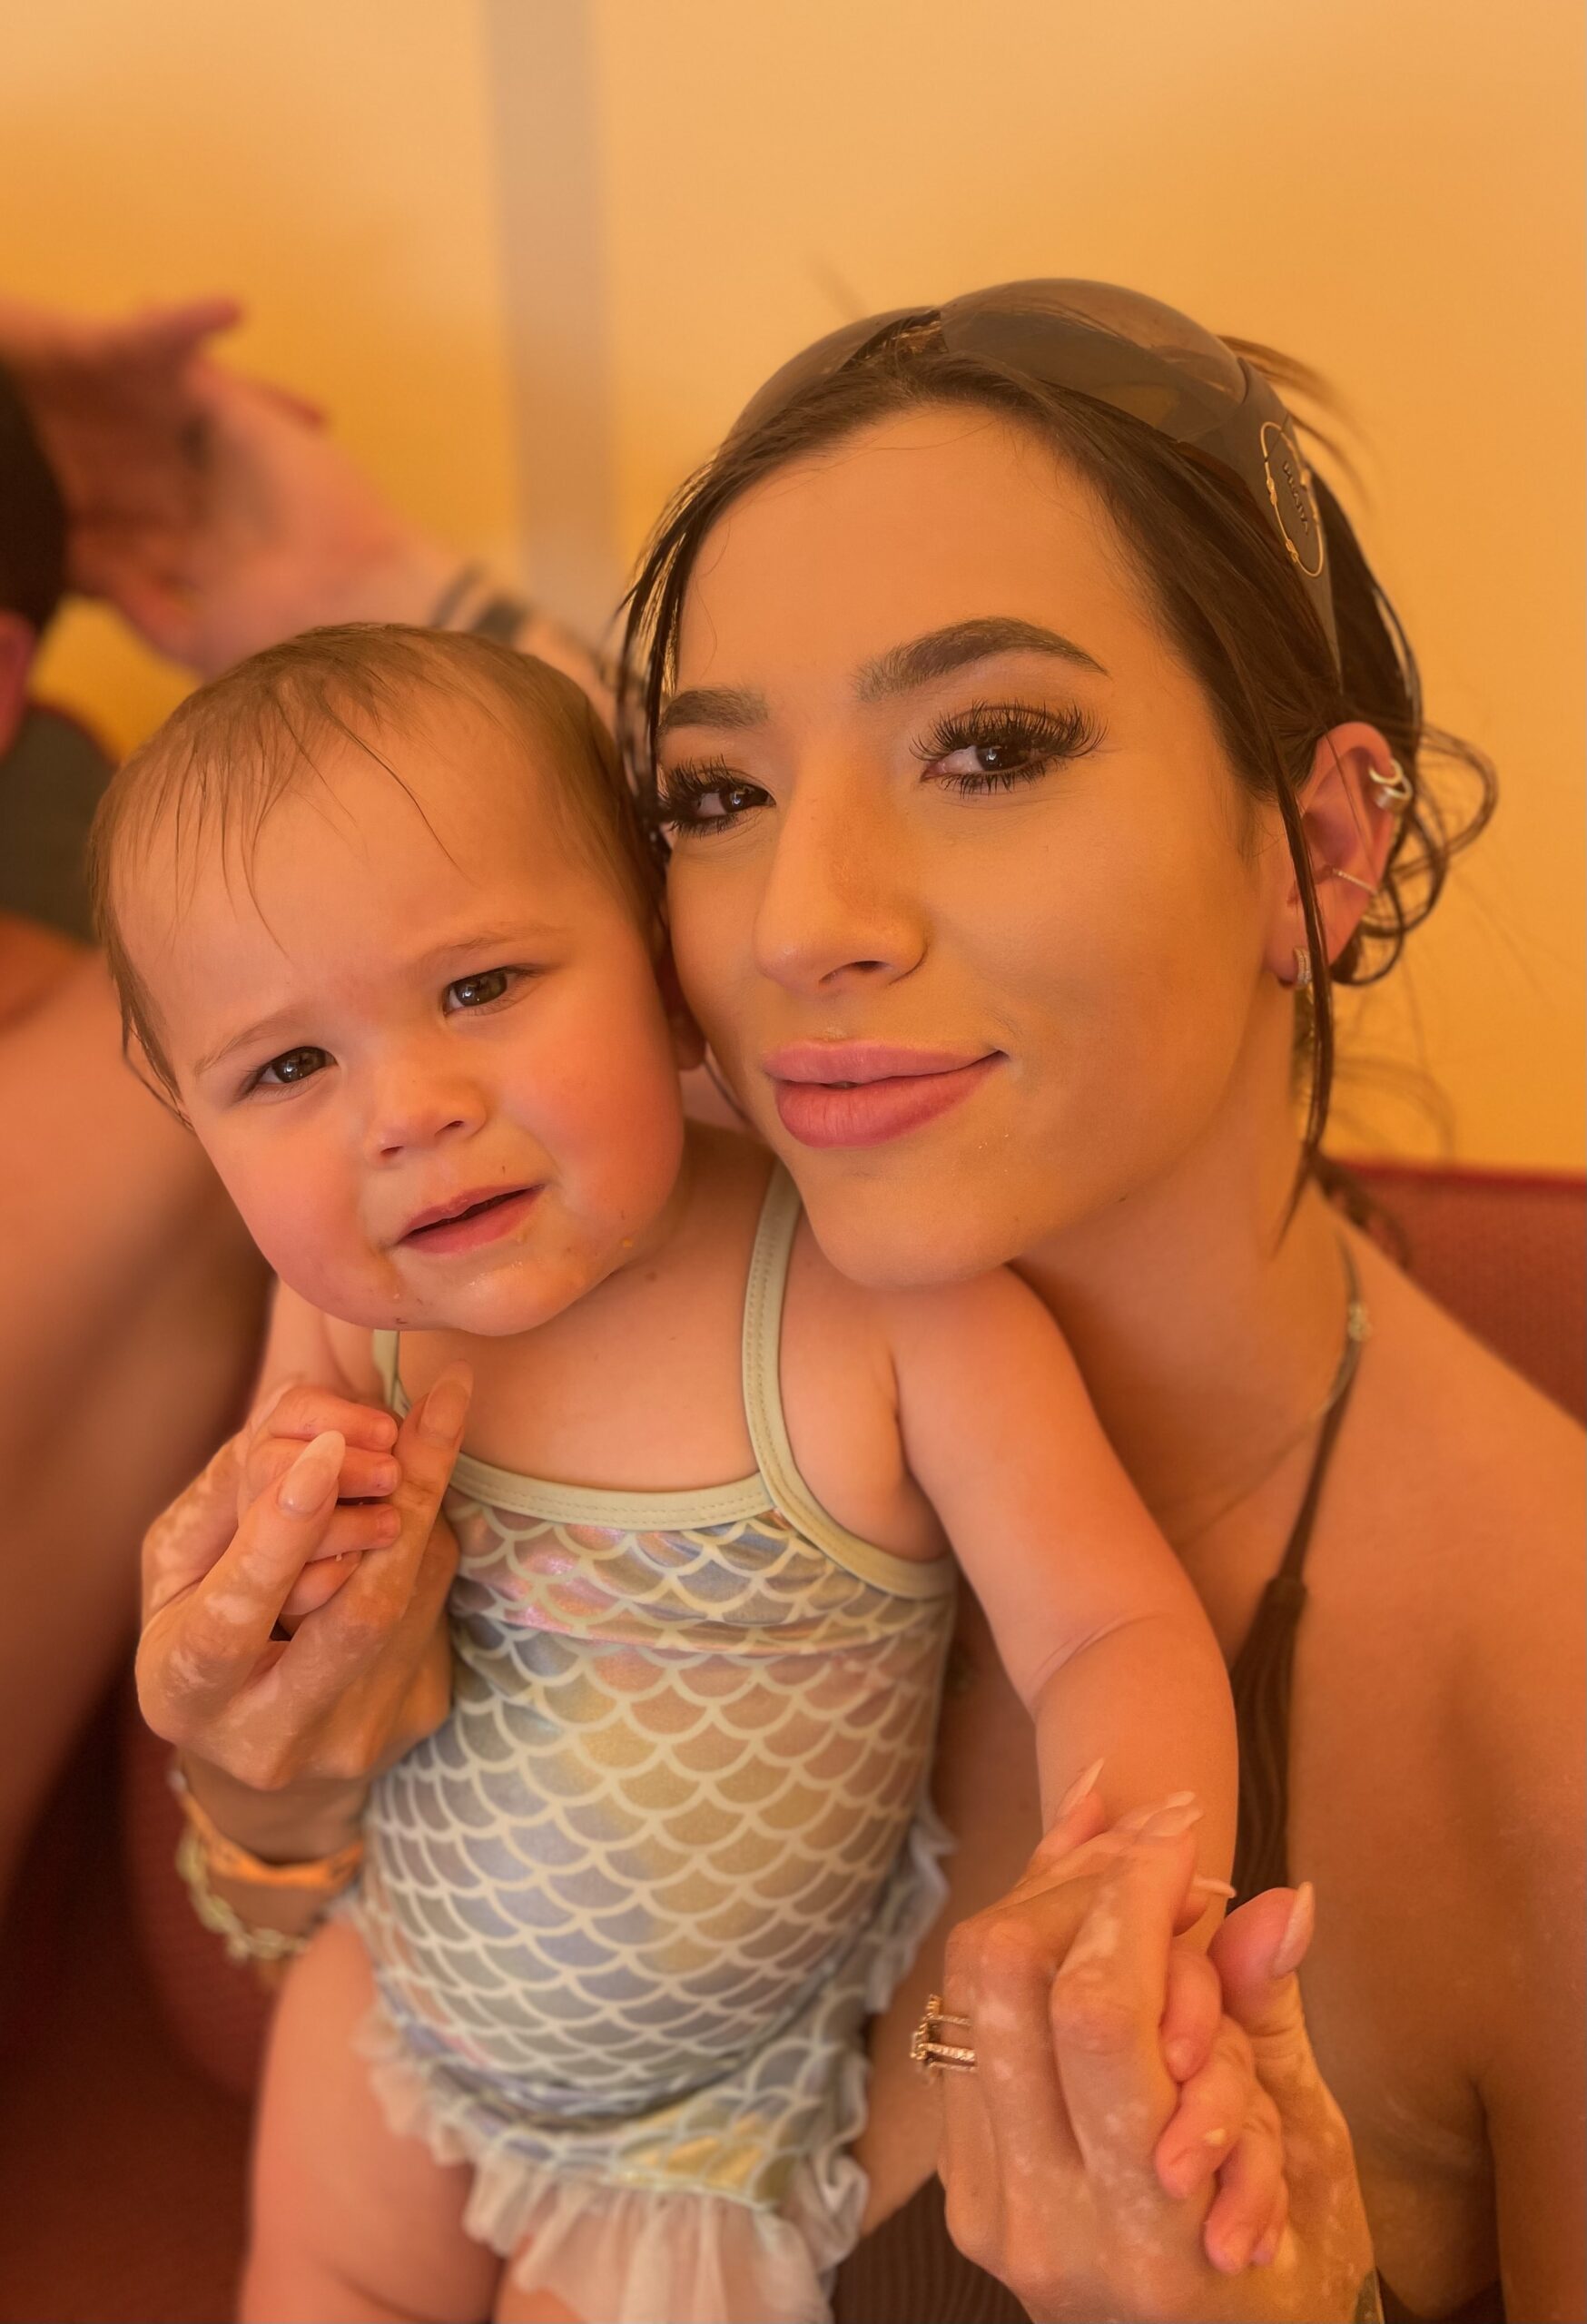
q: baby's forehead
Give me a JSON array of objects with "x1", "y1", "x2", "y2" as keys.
[
  {"x1": 132, "y1": 701, "x2": 593, "y2": 970},
  {"x1": 195, "y1": 692, "x2": 575, "y2": 874}
]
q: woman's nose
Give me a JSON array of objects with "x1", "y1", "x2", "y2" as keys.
[
  {"x1": 362, "y1": 1058, "x2": 488, "y2": 1162},
  {"x1": 753, "y1": 779, "x2": 928, "y2": 995}
]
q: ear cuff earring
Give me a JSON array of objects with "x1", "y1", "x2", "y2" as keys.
[
  {"x1": 1319, "y1": 864, "x2": 1378, "y2": 896},
  {"x1": 1368, "y1": 755, "x2": 1414, "y2": 812}
]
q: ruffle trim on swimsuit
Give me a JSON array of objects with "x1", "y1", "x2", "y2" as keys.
[{"x1": 351, "y1": 1797, "x2": 954, "y2": 2324}]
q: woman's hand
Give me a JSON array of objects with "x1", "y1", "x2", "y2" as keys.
[
  {"x1": 136, "y1": 1364, "x2": 472, "y2": 1856},
  {"x1": 937, "y1": 1805, "x2": 1377, "y2": 2322},
  {"x1": 232, "y1": 1379, "x2": 409, "y2": 1620}
]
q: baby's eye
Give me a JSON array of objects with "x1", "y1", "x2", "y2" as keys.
[
  {"x1": 445, "y1": 968, "x2": 517, "y2": 1011},
  {"x1": 252, "y1": 1046, "x2": 330, "y2": 1092}
]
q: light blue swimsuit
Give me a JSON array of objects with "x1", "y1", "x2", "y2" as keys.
[{"x1": 342, "y1": 1167, "x2": 957, "y2": 2324}]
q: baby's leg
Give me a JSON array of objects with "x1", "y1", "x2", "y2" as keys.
[{"x1": 242, "y1": 1916, "x2": 503, "y2": 2324}]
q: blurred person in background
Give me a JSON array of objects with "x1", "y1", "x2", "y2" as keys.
[{"x1": 0, "y1": 302, "x2": 267, "y2": 1908}]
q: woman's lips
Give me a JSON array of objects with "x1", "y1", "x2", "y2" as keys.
[
  {"x1": 400, "y1": 1187, "x2": 539, "y2": 1254},
  {"x1": 764, "y1": 1047, "x2": 1001, "y2": 1150}
]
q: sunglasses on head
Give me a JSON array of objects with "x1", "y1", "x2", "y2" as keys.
[{"x1": 730, "y1": 279, "x2": 1340, "y2": 671}]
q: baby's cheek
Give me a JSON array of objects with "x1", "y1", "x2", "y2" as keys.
[{"x1": 241, "y1": 1181, "x2": 391, "y2": 1322}]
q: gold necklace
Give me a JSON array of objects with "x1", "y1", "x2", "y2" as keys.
[{"x1": 1170, "y1": 1241, "x2": 1369, "y2": 1553}]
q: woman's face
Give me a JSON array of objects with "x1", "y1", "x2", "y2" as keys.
[{"x1": 661, "y1": 407, "x2": 1297, "y2": 1288}]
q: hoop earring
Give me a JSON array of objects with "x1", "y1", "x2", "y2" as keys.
[
  {"x1": 1368, "y1": 755, "x2": 1414, "y2": 812},
  {"x1": 1287, "y1": 946, "x2": 1313, "y2": 990}
]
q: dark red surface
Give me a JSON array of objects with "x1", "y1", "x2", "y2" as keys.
[{"x1": 0, "y1": 1164, "x2": 1580, "y2": 2322}]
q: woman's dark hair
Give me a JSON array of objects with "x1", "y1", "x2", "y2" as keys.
[{"x1": 616, "y1": 326, "x2": 1495, "y2": 1177}]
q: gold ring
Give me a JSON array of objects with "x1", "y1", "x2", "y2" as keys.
[{"x1": 911, "y1": 1993, "x2": 977, "y2": 2075}]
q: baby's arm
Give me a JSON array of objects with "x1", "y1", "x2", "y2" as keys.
[{"x1": 888, "y1": 1268, "x2": 1237, "y2": 1891}]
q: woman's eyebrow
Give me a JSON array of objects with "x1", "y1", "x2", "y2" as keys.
[
  {"x1": 656, "y1": 684, "x2": 769, "y2": 739},
  {"x1": 855, "y1": 617, "x2": 1108, "y2": 698},
  {"x1": 657, "y1": 617, "x2": 1105, "y2": 740}
]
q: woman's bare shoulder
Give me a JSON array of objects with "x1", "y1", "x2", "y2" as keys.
[
  {"x1": 1351, "y1": 1226, "x2": 1583, "y2": 1537},
  {"x1": 1347, "y1": 1228, "x2": 1582, "y2": 1828}
]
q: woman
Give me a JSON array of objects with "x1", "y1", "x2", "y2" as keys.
[{"x1": 94, "y1": 284, "x2": 1585, "y2": 2320}]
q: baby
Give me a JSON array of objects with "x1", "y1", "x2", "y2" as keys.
[{"x1": 93, "y1": 626, "x2": 1238, "y2": 2324}]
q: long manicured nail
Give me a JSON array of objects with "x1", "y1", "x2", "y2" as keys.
[
  {"x1": 279, "y1": 1430, "x2": 345, "y2": 1515},
  {"x1": 1251, "y1": 2227, "x2": 1281, "y2": 2266},
  {"x1": 1270, "y1": 1879, "x2": 1316, "y2": 1978},
  {"x1": 1138, "y1": 1799, "x2": 1206, "y2": 1842},
  {"x1": 1117, "y1": 1789, "x2": 1198, "y2": 1835},
  {"x1": 1058, "y1": 1757, "x2": 1106, "y2": 1819},
  {"x1": 419, "y1": 1364, "x2": 472, "y2": 1443},
  {"x1": 1191, "y1": 1876, "x2": 1237, "y2": 1899}
]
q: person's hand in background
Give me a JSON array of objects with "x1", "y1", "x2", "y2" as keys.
[
  {"x1": 0, "y1": 293, "x2": 246, "y2": 611},
  {"x1": 2, "y1": 289, "x2": 608, "y2": 703},
  {"x1": 108, "y1": 363, "x2": 457, "y2": 675}
]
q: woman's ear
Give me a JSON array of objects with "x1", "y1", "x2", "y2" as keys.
[
  {"x1": 654, "y1": 935, "x2": 706, "y2": 1072},
  {"x1": 1263, "y1": 721, "x2": 1404, "y2": 984}
]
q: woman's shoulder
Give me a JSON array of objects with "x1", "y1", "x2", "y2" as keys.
[
  {"x1": 1350, "y1": 1224, "x2": 1583, "y2": 1528},
  {"x1": 1346, "y1": 1226, "x2": 1582, "y2": 1822}
]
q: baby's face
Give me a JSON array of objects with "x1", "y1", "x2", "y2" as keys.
[{"x1": 130, "y1": 699, "x2": 690, "y2": 1335}]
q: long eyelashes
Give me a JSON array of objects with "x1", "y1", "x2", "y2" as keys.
[
  {"x1": 657, "y1": 699, "x2": 1101, "y2": 834},
  {"x1": 655, "y1": 760, "x2": 770, "y2": 838},
  {"x1": 912, "y1": 699, "x2": 1102, "y2": 793}
]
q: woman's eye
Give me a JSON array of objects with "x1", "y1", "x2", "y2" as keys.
[
  {"x1": 446, "y1": 967, "x2": 517, "y2": 1011},
  {"x1": 919, "y1": 702, "x2": 1099, "y2": 794},
  {"x1": 935, "y1": 735, "x2": 1047, "y2": 781},
  {"x1": 658, "y1": 766, "x2": 771, "y2": 836},
  {"x1": 251, "y1": 1046, "x2": 329, "y2": 1093}
]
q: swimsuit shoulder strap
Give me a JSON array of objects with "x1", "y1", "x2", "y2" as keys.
[{"x1": 740, "y1": 1165, "x2": 954, "y2": 1602}]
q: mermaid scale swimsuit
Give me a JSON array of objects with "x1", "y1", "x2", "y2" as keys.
[{"x1": 340, "y1": 1167, "x2": 958, "y2": 2324}]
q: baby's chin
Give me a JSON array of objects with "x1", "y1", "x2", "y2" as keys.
[{"x1": 281, "y1": 1243, "x2": 621, "y2": 1340}]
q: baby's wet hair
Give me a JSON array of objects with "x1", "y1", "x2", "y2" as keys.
[{"x1": 88, "y1": 624, "x2": 660, "y2": 1110}]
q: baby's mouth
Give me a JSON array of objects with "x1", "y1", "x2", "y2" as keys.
[{"x1": 399, "y1": 1186, "x2": 537, "y2": 1245}]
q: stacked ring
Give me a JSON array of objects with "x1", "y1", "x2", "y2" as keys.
[{"x1": 910, "y1": 1994, "x2": 978, "y2": 2074}]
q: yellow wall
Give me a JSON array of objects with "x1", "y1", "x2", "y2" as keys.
[
  {"x1": 6, "y1": 0, "x2": 1582, "y2": 1168},
  {"x1": 9, "y1": 0, "x2": 521, "y2": 753}
]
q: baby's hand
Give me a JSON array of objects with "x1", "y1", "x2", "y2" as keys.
[{"x1": 240, "y1": 1381, "x2": 403, "y2": 1620}]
